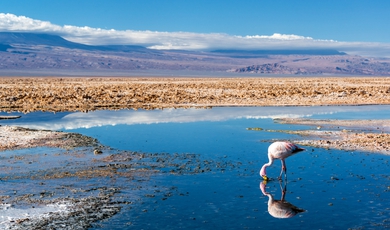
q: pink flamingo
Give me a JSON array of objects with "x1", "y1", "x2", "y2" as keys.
[
  {"x1": 260, "y1": 181, "x2": 305, "y2": 218},
  {"x1": 260, "y1": 141, "x2": 305, "y2": 181}
]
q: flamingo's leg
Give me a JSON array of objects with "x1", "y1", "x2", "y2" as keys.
[
  {"x1": 278, "y1": 160, "x2": 287, "y2": 181},
  {"x1": 284, "y1": 164, "x2": 288, "y2": 181},
  {"x1": 279, "y1": 181, "x2": 287, "y2": 201}
]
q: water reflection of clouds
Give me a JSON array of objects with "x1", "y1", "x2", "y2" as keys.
[{"x1": 4, "y1": 105, "x2": 389, "y2": 130}]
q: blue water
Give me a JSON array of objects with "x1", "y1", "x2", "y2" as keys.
[{"x1": 1, "y1": 105, "x2": 390, "y2": 229}]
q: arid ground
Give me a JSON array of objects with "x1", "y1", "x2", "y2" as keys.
[{"x1": 1, "y1": 77, "x2": 390, "y2": 112}]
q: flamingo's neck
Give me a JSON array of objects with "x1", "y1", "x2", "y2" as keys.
[
  {"x1": 260, "y1": 156, "x2": 274, "y2": 176},
  {"x1": 260, "y1": 182, "x2": 274, "y2": 205}
]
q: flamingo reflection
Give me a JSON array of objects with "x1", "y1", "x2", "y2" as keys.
[{"x1": 260, "y1": 181, "x2": 305, "y2": 218}]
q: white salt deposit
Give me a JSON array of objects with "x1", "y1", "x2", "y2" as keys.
[{"x1": 0, "y1": 203, "x2": 69, "y2": 228}]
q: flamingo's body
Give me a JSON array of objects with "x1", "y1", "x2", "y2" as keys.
[{"x1": 260, "y1": 141, "x2": 305, "y2": 180}]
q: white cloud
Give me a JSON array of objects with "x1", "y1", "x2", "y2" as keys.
[
  {"x1": 0, "y1": 13, "x2": 61, "y2": 32},
  {"x1": 1, "y1": 13, "x2": 390, "y2": 57},
  {"x1": 244, "y1": 33, "x2": 314, "y2": 40}
]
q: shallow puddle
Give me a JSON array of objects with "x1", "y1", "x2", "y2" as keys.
[{"x1": 1, "y1": 106, "x2": 390, "y2": 229}]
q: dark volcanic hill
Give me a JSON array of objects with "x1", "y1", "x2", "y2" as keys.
[{"x1": 1, "y1": 32, "x2": 390, "y2": 76}]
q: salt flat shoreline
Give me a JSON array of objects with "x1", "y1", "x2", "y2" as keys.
[
  {"x1": 0, "y1": 126, "x2": 99, "y2": 151},
  {"x1": 273, "y1": 118, "x2": 390, "y2": 155}
]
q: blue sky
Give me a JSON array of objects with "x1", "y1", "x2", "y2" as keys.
[{"x1": 1, "y1": 0, "x2": 390, "y2": 57}]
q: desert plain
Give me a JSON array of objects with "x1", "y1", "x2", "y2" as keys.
[
  {"x1": 1, "y1": 76, "x2": 390, "y2": 153},
  {"x1": 1, "y1": 77, "x2": 390, "y2": 112}
]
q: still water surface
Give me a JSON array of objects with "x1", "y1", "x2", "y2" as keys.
[{"x1": 1, "y1": 106, "x2": 390, "y2": 229}]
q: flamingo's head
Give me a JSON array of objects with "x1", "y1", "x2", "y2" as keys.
[
  {"x1": 260, "y1": 165, "x2": 269, "y2": 181},
  {"x1": 260, "y1": 181, "x2": 268, "y2": 194}
]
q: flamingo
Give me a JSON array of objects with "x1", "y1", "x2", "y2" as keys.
[
  {"x1": 260, "y1": 181, "x2": 305, "y2": 218},
  {"x1": 260, "y1": 141, "x2": 305, "y2": 181}
]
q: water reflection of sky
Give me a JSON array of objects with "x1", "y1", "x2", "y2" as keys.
[
  {"x1": 1, "y1": 105, "x2": 390, "y2": 229},
  {"x1": 1, "y1": 105, "x2": 390, "y2": 130}
]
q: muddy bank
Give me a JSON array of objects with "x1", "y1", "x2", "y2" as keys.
[
  {"x1": 1, "y1": 77, "x2": 390, "y2": 112},
  {"x1": 271, "y1": 118, "x2": 390, "y2": 154}
]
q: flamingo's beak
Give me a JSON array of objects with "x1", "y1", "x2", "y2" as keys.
[{"x1": 262, "y1": 175, "x2": 269, "y2": 181}]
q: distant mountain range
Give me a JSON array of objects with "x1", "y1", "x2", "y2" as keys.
[
  {"x1": 211, "y1": 49, "x2": 347, "y2": 56},
  {"x1": 1, "y1": 32, "x2": 389, "y2": 76}
]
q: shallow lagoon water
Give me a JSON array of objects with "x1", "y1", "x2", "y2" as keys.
[{"x1": 1, "y1": 106, "x2": 390, "y2": 229}]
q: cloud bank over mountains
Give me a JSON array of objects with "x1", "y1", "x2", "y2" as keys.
[{"x1": 1, "y1": 13, "x2": 390, "y2": 57}]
